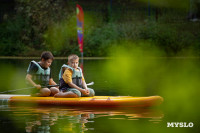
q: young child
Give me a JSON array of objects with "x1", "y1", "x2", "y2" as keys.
[
  {"x1": 26, "y1": 51, "x2": 59, "y2": 96},
  {"x1": 54, "y1": 54, "x2": 95, "y2": 98}
]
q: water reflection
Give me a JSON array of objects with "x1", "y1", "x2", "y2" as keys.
[{"x1": 0, "y1": 105, "x2": 163, "y2": 133}]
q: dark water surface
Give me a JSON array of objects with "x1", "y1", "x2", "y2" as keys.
[{"x1": 0, "y1": 58, "x2": 199, "y2": 133}]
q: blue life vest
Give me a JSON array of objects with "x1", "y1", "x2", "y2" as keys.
[
  {"x1": 27, "y1": 60, "x2": 50, "y2": 86},
  {"x1": 59, "y1": 64, "x2": 83, "y2": 89}
]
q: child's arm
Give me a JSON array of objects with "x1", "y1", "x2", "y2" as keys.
[
  {"x1": 25, "y1": 74, "x2": 41, "y2": 89},
  {"x1": 68, "y1": 82, "x2": 89, "y2": 95},
  {"x1": 63, "y1": 69, "x2": 89, "y2": 95},
  {"x1": 81, "y1": 75, "x2": 90, "y2": 94},
  {"x1": 49, "y1": 78, "x2": 59, "y2": 88},
  {"x1": 81, "y1": 75, "x2": 88, "y2": 90},
  {"x1": 82, "y1": 80, "x2": 87, "y2": 90}
]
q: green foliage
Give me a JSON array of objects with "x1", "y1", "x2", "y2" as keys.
[
  {"x1": 138, "y1": 0, "x2": 190, "y2": 9},
  {"x1": 0, "y1": 0, "x2": 74, "y2": 56},
  {"x1": 85, "y1": 23, "x2": 120, "y2": 56},
  {"x1": 0, "y1": 0, "x2": 200, "y2": 57},
  {"x1": 0, "y1": 15, "x2": 28, "y2": 56},
  {"x1": 139, "y1": 21, "x2": 199, "y2": 56},
  {"x1": 84, "y1": 20, "x2": 200, "y2": 57}
]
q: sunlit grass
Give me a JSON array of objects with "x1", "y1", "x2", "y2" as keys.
[
  {"x1": 159, "y1": 59, "x2": 200, "y2": 122},
  {"x1": 102, "y1": 40, "x2": 200, "y2": 128},
  {"x1": 103, "y1": 41, "x2": 166, "y2": 96}
]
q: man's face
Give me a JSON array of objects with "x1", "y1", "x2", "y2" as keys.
[
  {"x1": 42, "y1": 59, "x2": 53, "y2": 68},
  {"x1": 68, "y1": 59, "x2": 79, "y2": 69}
]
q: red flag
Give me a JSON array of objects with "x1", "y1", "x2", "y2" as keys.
[{"x1": 76, "y1": 4, "x2": 84, "y2": 54}]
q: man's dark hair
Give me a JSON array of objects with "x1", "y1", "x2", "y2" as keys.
[{"x1": 41, "y1": 51, "x2": 54, "y2": 61}]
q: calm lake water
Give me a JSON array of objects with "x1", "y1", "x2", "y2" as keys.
[{"x1": 0, "y1": 58, "x2": 199, "y2": 133}]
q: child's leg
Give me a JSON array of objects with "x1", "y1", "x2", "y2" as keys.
[
  {"x1": 54, "y1": 91, "x2": 79, "y2": 98},
  {"x1": 54, "y1": 88, "x2": 81, "y2": 98},
  {"x1": 49, "y1": 87, "x2": 59, "y2": 96},
  {"x1": 82, "y1": 88, "x2": 95, "y2": 97},
  {"x1": 88, "y1": 88, "x2": 95, "y2": 97},
  {"x1": 38, "y1": 88, "x2": 51, "y2": 97}
]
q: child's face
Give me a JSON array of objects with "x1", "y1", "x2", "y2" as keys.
[
  {"x1": 68, "y1": 59, "x2": 79, "y2": 69},
  {"x1": 41, "y1": 59, "x2": 53, "y2": 68}
]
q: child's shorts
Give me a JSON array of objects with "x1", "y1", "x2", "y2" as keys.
[{"x1": 60, "y1": 87, "x2": 95, "y2": 97}]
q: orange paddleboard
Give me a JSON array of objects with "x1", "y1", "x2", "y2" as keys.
[{"x1": 0, "y1": 95, "x2": 163, "y2": 108}]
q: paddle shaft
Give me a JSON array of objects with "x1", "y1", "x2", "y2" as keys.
[
  {"x1": 46, "y1": 82, "x2": 94, "y2": 87},
  {"x1": 0, "y1": 82, "x2": 94, "y2": 94},
  {"x1": 0, "y1": 87, "x2": 35, "y2": 94},
  {"x1": 0, "y1": 85, "x2": 58, "y2": 94}
]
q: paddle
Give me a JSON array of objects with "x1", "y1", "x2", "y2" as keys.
[
  {"x1": 0, "y1": 85, "x2": 58, "y2": 94},
  {"x1": 0, "y1": 86, "x2": 35, "y2": 94},
  {"x1": 46, "y1": 82, "x2": 94, "y2": 88},
  {"x1": 86, "y1": 81, "x2": 94, "y2": 86},
  {"x1": 0, "y1": 82, "x2": 94, "y2": 94}
]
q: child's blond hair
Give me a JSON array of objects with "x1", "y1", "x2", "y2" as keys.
[{"x1": 68, "y1": 54, "x2": 79, "y2": 62}]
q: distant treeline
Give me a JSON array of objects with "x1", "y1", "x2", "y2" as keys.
[{"x1": 0, "y1": 0, "x2": 200, "y2": 57}]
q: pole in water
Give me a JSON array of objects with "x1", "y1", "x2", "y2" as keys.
[
  {"x1": 80, "y1": 52, "x2": 84, "y2": 73},
  {"x1": 81, "y1": 52, "x2": 83, "y2": 63}
]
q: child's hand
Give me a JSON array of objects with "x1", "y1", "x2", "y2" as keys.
[
  {"x1": 85, "y1": 89, "x2": 90, "y2": 94},
  {"x1": 81, "y1": 89, "x2": 90, "y2": 95},
  {"x1": 34, "y1": 84, "x2": 41, "y2": 89}
]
